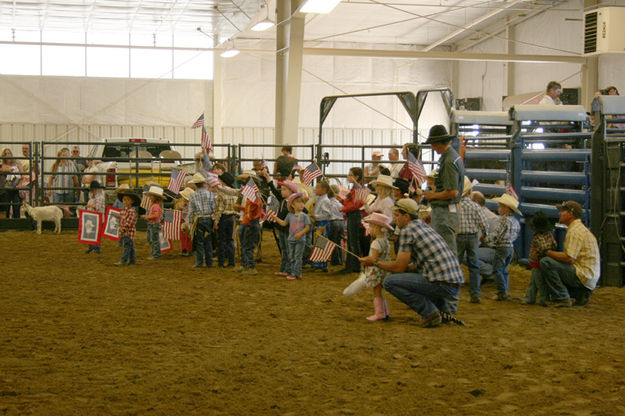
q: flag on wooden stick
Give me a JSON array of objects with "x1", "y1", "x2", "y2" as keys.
[
  {"x1": 308, "y1": 235, "x2": 336, "y2": 263},
  {"x1": 263, "y1": 196, "x2": 280, "y2": 222},
  {"x1": 301, "y1": 162, "x2": 322, "y2": 185},
  {"x1": 201, "y1": 126, "x2": 213, "y2": 152}
]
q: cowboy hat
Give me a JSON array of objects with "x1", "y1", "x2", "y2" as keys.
[
  {"x1": 287, "y1": 192, "x2": 307, "y2": 212},
  {"x1": 144, "y1": 185, "x2": 165, "y2": 199},
  {"x1": 189, "y1": 172, "x2": 206, "y2": 184},
  {"x1": 363, "y1": 212, "x2": 394, "y2": 231},
  {"x1": 424, "y1": 124, "x2": 455, "y2": 144},
  {"x1": 369, "y1": 174, "x2": 398, "y2": 190},
  {"x1": 280, "y1": 180, "x2": 298, "y2": 194},
  {"x1": 236, "y1": 170, "x2": 257, "y2": 181},
  {"x1": 393, "y1": 178, "x2": 410, "y2": 195},
  {"x1": 179, "y1": 187, "x2": 195, "y2": 201},
  {"x1": 114, "y1": 184, "x2": 131, "y2": 193},
  {"x1": 117, "y1": 191, "x2": 140, "y2": 206},
  {"x1": 527, "y1": 211, "x2": 554, "y2": 233},
  {"x1": 461, "y1": 176, "x2": 472, "y2": 197},
  {"x1": 218, "y1": 172, "x2": 235, "y2": 188},
  {"x1": 492, "y1": 193, "x2": 523, "y2": 216}
]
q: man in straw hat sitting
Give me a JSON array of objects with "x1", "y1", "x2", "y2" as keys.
[
  {"x1": 361, "y1": 198, "x2": 464, "y2": 328},
  {"x1": 538, "y1": 201, "x2": 599, "y2": 307},
  {"x1": 423, "y1": 125, "x2": 465, "y2": 256},
  {"x1": 188, "y1": 172, "x2": 216, "y2": 268}
]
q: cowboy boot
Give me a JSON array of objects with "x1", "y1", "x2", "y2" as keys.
[
  {"x1": 366, "y1": 297, "x2": 386, "y2": 322},
  {"x1": 381, "y1": 295, "x2": 390, "y2": 320}
]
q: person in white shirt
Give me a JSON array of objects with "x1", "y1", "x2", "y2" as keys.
[
  {"x1": 387, "y1": 148, "x2": 403, "y2": 178},
  {"x1": 539, "y1": 81, "x2": 562, "y2": 105}
]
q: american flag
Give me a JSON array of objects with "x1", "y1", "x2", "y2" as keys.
[
  {"x1": 201, "y1": 126, "x2": 213, "y2": 152},
  {"x1": 191, "y1": 113, "x2": 204, "y2": 129},
  {"x1": 505, "y1": 171, "x2": 519, "y2": 200},
  {"x1": 205, "y1": 171, "x2": 220, "y2": 188},
  {"x1": 167, "y1": 168, "x2": 186, "y2": 194},
  {"x1": 162, "y1": 209, "x2": 183, "y2": 240},
  {"x1": 140, "y1": 194, "x2": 153, "y2": 212},
  {"x1": 301, "y1": 162, "x2": 322, "y2": 185},
  {"x1": 354, "y1": 186, "x2": 371, "y2": 203},
  {"x1": 241, "y1": 177, "x2": 259, "y2": 202},
  {"x1": 263, "y1": 196, "x2": 280, "y2": 222},
  {"x1": 406, "y1": 151, "x2": 427, "y2": 187},
  {"x1": 308, "y1": 235, "x2": 336, "y2": 263}
]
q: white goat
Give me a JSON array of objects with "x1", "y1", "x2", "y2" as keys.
[{"x1": 22, "y1": 203, "x2": 64, "y2": 234}]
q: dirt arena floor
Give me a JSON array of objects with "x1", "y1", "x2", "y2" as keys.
[{"x1": 1, "y1": 228, "x2": 625, "y2": 416}]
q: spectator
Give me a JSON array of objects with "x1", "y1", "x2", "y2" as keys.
[
  {"x1": 47, "y1": 148, "x2": 80, "y2": 204},
  {"x1": 274, "y1": 146, "x2": 298, "y2": 180},
  {"x1": 387, "y1": 148, "x2": 402, "y2": 178},
  {"x1": 0, "y1": 148, "x2": 22, "y2": 218},
  {"x1": 539, "y1": 81, "x2": 562, "y2": 105},
  {"x1": 364, "y1": 150, "x2": 385, "y2": 183}
]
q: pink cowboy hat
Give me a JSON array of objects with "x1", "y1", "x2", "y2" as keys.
[{"x1": 363, "y1": 212, "x2": 394, "y2": 230}]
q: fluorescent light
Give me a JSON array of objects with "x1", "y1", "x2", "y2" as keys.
[
  {"x1": 301, "y1": 0, "x2": 341, "y2": 14},
  {"x1": 220, "y1": 48, "x2": 240, "y2": 58},
  {"x1": 251, "y1": 19, "x2": 275, "y2": 31}
]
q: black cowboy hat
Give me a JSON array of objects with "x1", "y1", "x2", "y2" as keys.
[
  {"x1": 219, "y1": 172, "x2": 235, "y2": 188},
  {"x1": 117, "y1": 191, "x2": 141, "y2": 207},
  {"x1": 424, "y1": 124, "x2": 455, "y2": 144},
  {"x1": 527, "y1": 211, "x2": 554, "y2": 234}
]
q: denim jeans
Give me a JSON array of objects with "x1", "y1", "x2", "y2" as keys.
[
  {"x1": 87, "y1": 244, "x2": 101, "y2": 254},
  {"x1": 278, "y1": 229, "x2": 289, "y2": 273},
  {"x1": 457, "y1": 234, "x2": 480, "y2": 297},
  {"x1": 525, "y1": 267, "x2": 548, "y2": 303},
  {"x1": 194, "y1": 217, "x2": 214, "y2": 267},
  {"x1": 431, "y1": 205, "x2": 458, "y2": 256},
  {"x1": 539, "y1": 257, "x2": 585, "y2": 300},
  {"x1": 493, "y1": 245, "x2": 514, "y2": 295},
  {"x1": 146, "y1": 222, "x2": 162, "y2": 258},
  {"x1": 241, "y1": 220, "x2": 260, "y2": 269},
  {"x1": 478, "y1": 247, "x2": 495, "y2": 277},
  {"x1": 217, "y1": 214, "x2": 235, "y2": 267},
  {"x1": 287, "y1": 238, "x2": 306, "y2": 278},
  {"x1": 120, "y1": 236, "x2": 136, "y2": 264},
  {"x1": 345, "y1": 211, "x2": 363, "y2": 272},
  {"x1": 328, "y1": 219, "x2": 344, "y2": 266},
  {"x1": 383, "y1": 273, "x2": 460, "y2": 318}
]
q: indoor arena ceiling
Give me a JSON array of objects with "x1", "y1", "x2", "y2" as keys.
[{"x1": 0, "y1": 0, "x2": 571, "y2": 49}]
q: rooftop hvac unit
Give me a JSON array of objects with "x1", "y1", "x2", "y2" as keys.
[{"x1": 584, "y1": 7, "x2": 625, "y2": 55}]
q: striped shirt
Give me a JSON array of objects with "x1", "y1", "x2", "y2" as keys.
[
  {"x1": 119, "y1": 206, "x2": 138, "y2": 239},
  {"x1": 457, "y1": 196, "x2": 488, "y2": 235},
  {"x1": 188, "y1": 187, "x2": 216, "y2": 224},
  {"x1": 398, "y1": 219, "x2": 464, "y2": 284},
  {"x1": 51, "y1": 162, "x2": 77, "y2": 194},
  {"x1": 485, "y1": 215, "x2": 520, "y2": 248},
  {"x1": 564, "y1": 219, "x2": 600, "y2": 290}
]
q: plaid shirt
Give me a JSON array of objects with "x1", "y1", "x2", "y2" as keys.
[
  {"x1": 214, "y1": 192, "x2": 238, "y2": 223},
  {"x1": 564, "y1": 219, "x2": 600, "y2": 290},
  {"x1": 457, "y1": 196, "x2": 488, "y2": 235},
  {"x1": 88, "y1": 192, "x2": 105, "y2": 214},
  {"x1": 398, "y1": 219, "x2": 464, "y2": 284},
  {"x1": 485, "y1": 214, "x2": 520, "y2": 248},
  {"x1": 119, "y1": 206, "x2": 138, "y2": 239},
  {"x1": 529, "y1": 232, "x2": 557, "y2": 264},
  {"x1": 188, "y1": 187, "x2": 216, "y2": 224}
]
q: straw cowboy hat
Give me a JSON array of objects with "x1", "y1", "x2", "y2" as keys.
[
  {"x1": 189, "y1": 172, "x2": 206, "y2": 184},
  {"x1": 287, "y1": 192, "x2": 307, "y2": 212},
  {"x1": 527, "y1": 211, "x2": 554, "y2": 234},
  {"x1": 117, "y1": 190, "x2": 141, "y2": 206},
  {"x1": 144, "y1": 185, "x2": 165, "y2": 199},
  {"x1": 369, "y1": 174, "x2": 398, "y2": 189},
  {"x1": 427, "y1": 169, "x2": 438, "y2": 178},
  {"x1": 461, "y1": 176, "x2": 472, "y2": 197},
  {"x1": 179, "y1": 187, "x2": 195, "y2": 201},
  {"x1": 236, "y1": 170, "x2": 257, "y2": 181},
  {"x1": 363, "y1": 212, "x2": 394, "y2": 231},
  {"x1": 492, "y1": 193, "x2": 523, "y2": 216},
  {"x1": 114, "y1": 184, "x2": 131, "y2": 194},
  {"x1": 424, "y1": 125, "x2": 455, "y2": 144}
]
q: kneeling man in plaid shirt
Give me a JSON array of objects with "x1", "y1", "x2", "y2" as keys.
[{"x1": 361, "y1": 198, "x2": 464, "y2": 328}]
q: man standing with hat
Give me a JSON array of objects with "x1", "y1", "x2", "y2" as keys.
[
  {"x1": 423, "y1": 125, "x2": 465, "y2": 256},
  {"x1": 539, "y1": 201, "x2": 599, "y2": 307},
  {"x1": 188, "y1": 172, "x2": 217, "y2": 268},
  {"x1": 361, "y1": 198, "x2": 464, "y2": 328}
]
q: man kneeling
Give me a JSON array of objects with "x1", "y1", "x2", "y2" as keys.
[{"x1": 361, "y1": 199, "x2": 464, "y2": 328}]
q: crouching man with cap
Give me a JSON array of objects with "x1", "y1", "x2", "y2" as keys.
[
  {"x1": 539, "y1": 201, "x2": 600, "y2": 307},
  {"x1": 361, "y1": 198, "x2": 464, "y2": 327}
]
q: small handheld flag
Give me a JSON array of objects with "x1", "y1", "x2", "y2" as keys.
[
  {"x1": 263, "y1": 196, "x2": 280, "y2": 222},
  {"x1": 406, "y1": 152, "x2": 427, "y2": 187},
  {"x1": 241, "y1": 177, "x2": 259, "y2": 202},
  {"x1": 201, "y1": 126, "x2": 213, "y2": 152},
  {"x1": 162, "y1": 209, "x2": 183, "y2": 240},
  {"x1": 167, "y1": 168, "x2": 186, "y2": 194},
  {"x1": 308, "y1": 235, "x2": 336, "y2": 263},
  {"x1": 301, "y1": 162, "x2": 322, "y2": 185}
]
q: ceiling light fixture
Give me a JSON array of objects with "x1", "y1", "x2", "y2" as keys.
[
  {"x1": 300, "y1": 0, "x2": 341, "y2": 14},
  {"x1": 251, "y1": 3, "x2": 275, "y2": 31},
  {"x1": 220, "y1": 47, "x2": 240, "y2": 58}
]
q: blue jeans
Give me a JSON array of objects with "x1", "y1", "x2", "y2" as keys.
[
  {"x1": 146, "y1": 223, "x2": 162, "y2": 258},
  {"x1": 525, "y1": 267, "x2": 548, "y2": 303},
  {"x1": 217, "y1": 214, "x2": 235, "y2": 267},
  {"x1": 287, "y1": 239, "x2": 306, "y2": 278},
  {"x1": 194, "y1": 217, "x2": 214, "y2": 267},
  {"x1": 493, "y1": 246, "x2": 514, "y2": 295},
  {"x1": 120, "y1": 236, "x2": 136, "y2": 264},
  {"x1": 345, "y1": 211, "x2": 363, "y2": 272},
  {"x1": 478, "y1": 247, "x2": 495, "y2": 277},
  {"x1": 431, "y1": 205, "x2": 458, "y2": 256},
  {"x1": 53, "y1": 192, "x2": 74, "y2": 204},
  {"x1": 241, "y1": 220, "x2": 260, "y2": 269},
  {"x1": 539, "y1": 257, "x2": 585, "y2": 301},
  {"x1": 458, "y1": 234, "x2": 480, "y2": 297},
  {"x1": 87, "y1": 244, "x2": 101, "y2": 254},
  {"x1": 312, "y1": 221, "x2": 328, "y2": 269},
  {"x1": 383, "y1": 273, "x2": 461, "y2": 318},
  {"x1": 328, "y1": 219, "x2": 344, "y2": 266},
  {"x1": 278, "y1": 229, "x2": 289, "y2": 273}
]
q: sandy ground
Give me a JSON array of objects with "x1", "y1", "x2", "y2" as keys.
[{"x1": 1, "y1": 229, "x2": 625, "y2": 416}]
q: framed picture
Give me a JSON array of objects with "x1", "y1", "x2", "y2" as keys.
[
  {"x1": 159, "y1": 229, "x2": 172, "y2": 253},
  {"x1": 78, "y1": 210, "x2": 103, "y2": 245},
  {"x1": 103, "y1": 207, "x2": 122, "y2": 241}
]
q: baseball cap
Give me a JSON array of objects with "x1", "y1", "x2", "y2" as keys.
[
  {"x1": 556, "y1": 201, "x2": 583, "y2": 218},
  {"x1": 392, "y1": 198, "x2": 419, "y2": 216}
]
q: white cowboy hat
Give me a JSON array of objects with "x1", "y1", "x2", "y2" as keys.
[
  {"x1": 492, "y1": 193, "x2": 523, "y2": 216},
  {"x1": 369, "y1": 174, "x2": 397, "y2": 189},
  {"x1": 144, "y1": 185, "x2": 165, "y2": 199},
  {"x1": 236, "y1": 170, "x2": 257, "y2": 181},
  {"x1": 179, "y1": 187, "x2": 195, "y2": 201},
  {"x1": 189, "y1": 172, "x2": 206, "y2": 184},
  {"x1": 462, "y1": 176, "x2": 472, "y2": 197}
]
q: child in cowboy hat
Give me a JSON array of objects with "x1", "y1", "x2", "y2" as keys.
[
  {"x1": 176, "y1": 187, "x2": 195, "y2": 257},
  {"x1": 214, "y1": 172, "x2": 238, "y2": 267},
  {"x1": 343, "y1": 212, "x2": 393, "y2": 321},
  {"x1": 484, "y1": 193, "x2": 522, "y2": 301},
  {"x1": 268, "y1": 180, "x2": 299, "y2": 276},
  {"x1": 271, "y1": 192, "x2": 311, "y2": 280},
  {"x1": 364, "y1": 174, "x2": 397, "y2": 219},
  {"x1": 113, "y1": 190, "x2": 141, "y2": 266},
  {"x1": 141, "y1": 185, "x2": 165, "y2": 260},
  {"x1": 523, "y1": 211, "x2": 556, "y2": 306},
  {"x1": 85, "y1": 180, "x2": 105, "y2": 254}
]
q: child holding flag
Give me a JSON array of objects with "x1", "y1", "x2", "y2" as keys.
[{"x1": 272, "y1": 192, "x2": 311, "y2": 281}]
